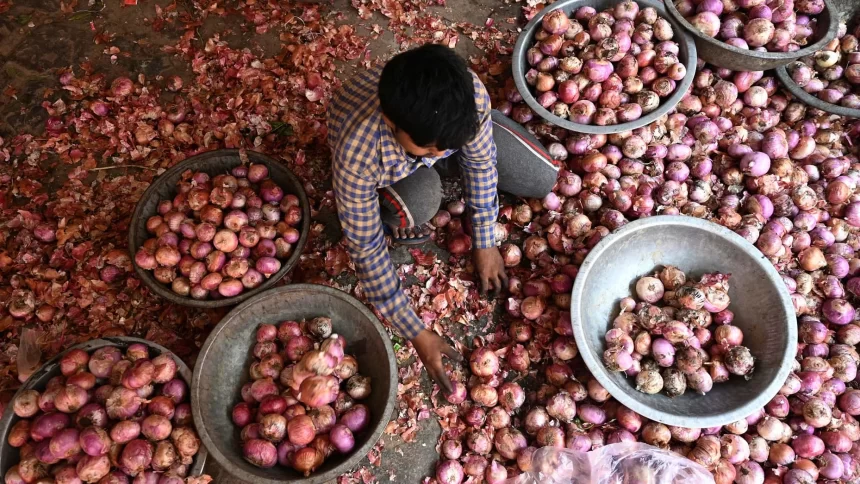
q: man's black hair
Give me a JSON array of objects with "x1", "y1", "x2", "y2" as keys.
[{"x1": 378, "y1": 44, "x2": 479, "y2": 151}]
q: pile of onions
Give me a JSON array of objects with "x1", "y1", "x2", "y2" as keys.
[
  {"x1": 429, "y1": 42, "x2": 860, "y2": 481},
  {"x1": 134, "y1": 163, "x2": 302, "y2": 300},
  {"x1": 4, "y1": 344, "x2": 202, "y2": 484},
  {"x1": 232, "y1": 317, "x2": 371, "y2": 476},
  {"x1": 787, "y1": 23, "x2": 860, "y2": 109},
  {"x1": 520, "y1": 2, "x2": 684, "y2": 126},
  {"x1": 677, "y1": 0, "x2": 825, "y2": 52},
  {"x1": 602, "y1": 269, "x2": 755, "y2": 397}
]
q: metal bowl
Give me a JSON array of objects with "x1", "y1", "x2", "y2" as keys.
[
  {"x1": 571, "y1": 216, "x2": 796, "y2": 428},
  {"x1": 664, "y1": 0, "x2": 839, "y2": 71},
  {"x1": 511, "y1": 0, "x2": 697, "y2": 135},
  {"x1": 191, "y1": 284, "x2": 397, "y2": 484},
  {"x1": 128, "y1": 149, "x2": 311, "y2": 308},
  {"x1": 775, "y1": 4, "x2": 860, "y2": 119},
  {"x1": 776, "y1": 65, "x2": 860, "y2": 119},
  {"x1": 830, "y1": 0, "x2": 860, "y2": 25},
  {"x1": 0, "y1": 337, "x2": 207, "y2": 477}
]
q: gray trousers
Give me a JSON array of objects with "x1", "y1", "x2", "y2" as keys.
[{"x1": 379, "y1": 111, "x2": 560, "y2": 228}]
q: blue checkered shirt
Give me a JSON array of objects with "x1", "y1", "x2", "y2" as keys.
[{"x1": 327, "y1": 66, "x2": 499, "y2": 339}]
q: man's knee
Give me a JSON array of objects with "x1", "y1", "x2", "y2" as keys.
[
  {"x1": 382, "y1": 167, "x2": 442, "y2": 227},
  {"x1": 491, "y1": 110, "x2": 559, "y2": 199},
  {"x1": 532, "y1": 164, "x2": 560, "y2": 198},
  {"x1": 408, "y1": 168, "x2": 443, "y2": 225}
]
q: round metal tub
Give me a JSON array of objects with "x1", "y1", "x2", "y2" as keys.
[
  {"x1": 775, "y1": 6, "x2": 860, "y2": 119},
  {"x1": 571, "y1": 216, "x2": 796, "y2": 428},
  {"x1": 192, "y1": 284, "x2": 398, "y2": 484},
  {"x1": 128, "y1": 149, "x2": 311, "y2": 308},
  {"x1": 511, "y1": 0, "x2": 697, "y2": 135},
  {"x1": 664, "y1": 0, "x2": 839, "y2": 71},
  {"x1": 0, "y1": 337, "x2": 207, "y2": 478}
]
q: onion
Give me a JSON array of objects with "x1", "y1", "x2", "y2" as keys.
[
  {"x1": 341, "y1": 404, "x2": 370, "y2": 433},
  {"x1": 345, "y1": 374, "x2": 371, "y2": 400},
  {"x1": 493, "y1": 427, "x2": 527, "y2": 460},
  {"x1": 542, "y1": 9, "x2": 571, "y2": 35},
  {"x1": 498, "y1": 382, "x2": 525, "y2": 411},
  {"x1": 469, "y1": 347, "x2": 500, "y2": 377},
  {"x1": 792, "y1": 434, "x2": 825, "y2": 458},
  {"x1": 436, "y1": 460, "x2": 464, "y2": 484},
  {"x1": 119, "y1": 439, "x2": 153, "y2": 476},
  {"x1": 13, "y1": 390, "x2": 40, "y2": 418},
  {"x1": 48, "y1": 428, "x2": 80, "y2": 460},
  {"x1": 79, "y1": 426, "x2": 111, "y2": 457},
  {"x1": 546, "y1": 392, "x2": 577, "y2": 422},
  {"x1": 109, "y1": 420, "x2": 140, "y2": 444},
  {"x1": 839, "y1": 389, "x2": 860, "y2": 415},
  {"x1": 243, "y1": 439, "x2": 277, "y2": 468},
  {"x1": 76, "y1": 454, "x2": 110, "y2": 482}
]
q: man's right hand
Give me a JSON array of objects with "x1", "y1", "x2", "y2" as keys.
[{"x1": 411, "y1": 329, "x2": 463, "y2": 395}]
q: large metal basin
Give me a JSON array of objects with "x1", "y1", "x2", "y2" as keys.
[
  {"x1": 511, "y1": 0, "x2": 697, "y2": 135},
  {"x1": 571, "y1": 216, "x2": 796, "y2": 428},
  {"x1": 129, "y1": 149, "x2": 311, "y2": 308},
  {"x1": 0, "y1": 337, "x2": 207, "y2": 478},
  {"x1": 775, "y1": 4, "x2": 860, "y2": 119},
  {"x1": 191, "y1": 284, "x2": 398, "y2": 484},
  {"x1": 664, "y1": 0, "x2": 839, "y2": 71}
]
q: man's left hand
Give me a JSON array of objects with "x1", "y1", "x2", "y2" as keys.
[{"x1": 473, "y1": 247, "x2": 508, "y2": 296}]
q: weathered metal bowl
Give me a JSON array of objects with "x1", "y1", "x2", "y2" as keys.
[
  {"x1": 830, "y1": 0, "x2": 860, "y2": 24},
  {"x1": 129, "y1": 149, "x2": 311, "y2": 308},
  {"x1": 191, "y1": 284, "x2": 398, "y2": 484},
  {"x1": 776, "y1": 64, "x2": 860, "y2": 119},
  {"x1": 0, "y1": 337, "x2": 207, "y2": 477},
  {"x1": 664, "y1": 0, "x2": 839, "y2": 71},
  {"x1": 775, "y1": 4, "x2": 860, "y2": 119},
  {"x1": 571, "y1": 216, "x2": 796, "y2": 428},
  {"x1": 511, "y1": 0, "x2": 697, "y2": 135}
]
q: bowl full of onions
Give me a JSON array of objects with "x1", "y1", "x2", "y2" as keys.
[
  {"x1": 664, "y1": 0, "x2": 839, "y2": 71},
  {"x1": 511, "y1": 0, "x2": 697, "y2": 134},
  {"x1": 0, "y1": 337, "x2": 207, "y2": 483},
  {"x1": 571, "y1": 216, "x2": 796, "y2": 428},
  {"x1": 191, "y1": 284, "x2": 397, "y2": 484},
  {"x1": 129, "y1": 149, "x2": 310, "y2": 308},
  {"x1": 776, "y1": 21, "x2": 860, "y2": 118}
]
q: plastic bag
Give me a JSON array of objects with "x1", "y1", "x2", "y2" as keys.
[
  {"x1": 505, "y1": 443, "x2": 715, "y2": 484},
  {"x1": 17, "y1": 326, "x2": 42, "y2": 383}
]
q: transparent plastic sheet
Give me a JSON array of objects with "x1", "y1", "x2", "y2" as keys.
[
  {"x1": 16, "y1": 327, "x2": 41, "y2": 383},
  {"x1": 505, "y1": 443, "x2": 715, "y2": 484}
]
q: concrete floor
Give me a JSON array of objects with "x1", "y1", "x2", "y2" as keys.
[{"x1": 0, "y1": 0, "x2": 519, "y2": 481}]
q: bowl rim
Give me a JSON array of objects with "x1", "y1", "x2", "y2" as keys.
[
  {"x1": 0, "y1": 337, "x2": 207, "y2": 476},
  {"x1": 128, "y1": 149, "x2": 311, "y2": 308},
  {"x1": 191, "y1": 284, "x2": 398, "y2": 484},
  {"x1": 511, "y1": 0, "x2": 698, "y2": 135},
  {"x1": 776, "y1": 64, "x2": 860, "y2": 119},
  {"x1": 664, "y1": 0, "x2": 839, "y2": 63},
  {"x1": 570, "y1": 216, "x2": 797, "y2": 428}
]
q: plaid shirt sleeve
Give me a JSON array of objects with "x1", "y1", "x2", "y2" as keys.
[
  {"x1": 458, "y1": 74, "x2": 499, "y2": 250},
  {"x1": 332, "y1": 141, "x2": 425, "y2": 341}
]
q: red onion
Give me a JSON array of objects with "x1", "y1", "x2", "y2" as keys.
[
  {"x1": 469, "y1": 347, "x2": 500, "y2": 378},
  {"x1": 243, "y1": 439, "x2": 277, "y2": 468},
  {"x1": 793, "y1": 434, "x2": 825, "y2": 458},
  {"x1": 823, "y1": 298, "x2": 855, "y2": 325},
  {"x1": 436, "y1": 460, "x2": 464, "y2": 484},
  {"x1": 76, "y1": 454, "x2": 110, "y2": 482}
]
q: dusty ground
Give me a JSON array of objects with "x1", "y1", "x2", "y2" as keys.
[{"x1": 0, "y1": 0, "x2": 519, "y2": 481}]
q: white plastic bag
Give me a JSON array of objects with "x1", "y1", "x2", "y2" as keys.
[{"x1": 505, "y1": 443, "x2": 715, "y2": 484}]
